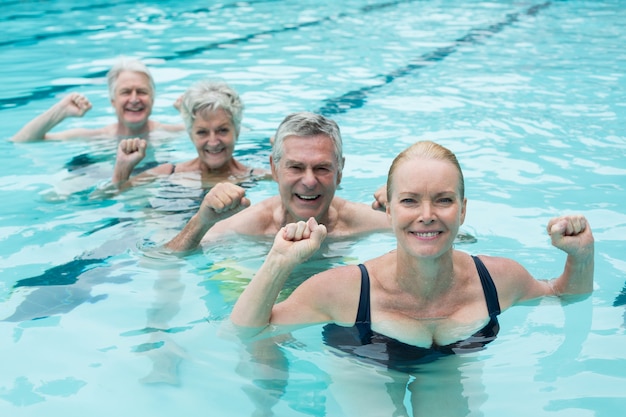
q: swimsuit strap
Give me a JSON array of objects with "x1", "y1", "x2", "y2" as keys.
[
  {"x1": 352, "y1": 260, "x2": 499, "y2": 344},
  {"x1": 471, "y1": 255, "x2": 502, "y2": 318},
  {"x1": 356, "y1": 264, "x2": 371, "y2": 323},
  {"x1": 170, "y1": 163, "x2": 176, "y2": 174},
  {"x1": 354, "y1": 264, "x2": 373, "y2": 343}
]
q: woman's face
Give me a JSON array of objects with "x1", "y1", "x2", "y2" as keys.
[
  {"x1": 190, "y1": 107, "x2": 237, "y2": 173},
  {"x1": 387, "y1": 156, "x2": 466, "y2": 259}
]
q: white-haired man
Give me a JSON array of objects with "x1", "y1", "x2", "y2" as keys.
[{"x1": 10, "y1": 57, "x2": 184, "y2": 142}]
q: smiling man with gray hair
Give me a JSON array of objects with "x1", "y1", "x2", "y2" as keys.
[
  {"x1": 166, "y1": 111, "x2": 390, "y2": 252},
  {"x1": 10, "y1": 57, "x2": 184, "y2": 142}
]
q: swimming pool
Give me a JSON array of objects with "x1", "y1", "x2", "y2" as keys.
[{"x1": 1, "y1": 0, "x2": 625, "y2": 415}]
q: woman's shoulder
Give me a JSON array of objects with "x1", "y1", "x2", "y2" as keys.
[
  {"x1": 250, "y1": 167, "x2": 272, "y2": 180},
  {"x1": 318, "y1": 263, "x2": 363, "y2": 280},
  {"x1": 172, "y1": 159, "x2": 197, "y2": 172},
  {"x1": 471, "y1": 254, "x2": 544, "y2": 308},
  {"x1": 472, "y1": 254, "x2": 526, "y2": 276},
  {"x1": 297, "y1": 264, "x2": 364, "y2": 309}
]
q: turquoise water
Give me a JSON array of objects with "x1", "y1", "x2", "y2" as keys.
[{"x1": 1, "y1": 1, "x2": 625, "y2": 416}]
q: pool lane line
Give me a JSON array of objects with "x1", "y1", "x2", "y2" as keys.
[
  {"x1": 0, "y1": 0, "x2": 279, "y2": 47},
  {"x1": 1, "y1": 0, "x2": 251, "y2": 22},
  {"x1": 0, "y1": 0, "x2": 419, "y2": 110},
  {"x1": 2, "y1": 0, "x2": 131, "y2": 23},
  {"x1": 317, "y1": 1, "x2": 551, "y2": 117},
  {"x1": 0, "y1": 0, "x2": 135, "y2": 27},
  {"x1": 0, "y1": 0, "x2": 392, "y2": 47},
  {"x1": 0, "y1": 1, "x2": 548, "y2": 111},
  {"x1": 150, "y1": 0, "x2": 422, "y2": 61}
]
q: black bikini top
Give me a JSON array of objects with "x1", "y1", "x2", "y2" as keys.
[{"x1": 322, "y1": 256, "x2": 501, "y2": 370}]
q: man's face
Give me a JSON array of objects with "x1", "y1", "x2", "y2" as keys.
[
  {"x1": 271, "y1": 134, "x2": 343, "y2": 224},
  {"x1": 110, "y1": 71, "x2": 154, "y2": 131}
]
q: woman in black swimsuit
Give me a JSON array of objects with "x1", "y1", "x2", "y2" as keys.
[
  {"x1": 229, "y1": 140, "x2": 594, "y2": 415},
  {"x1": 230, "y1": 140, "x2": 594, "y2": 357}
]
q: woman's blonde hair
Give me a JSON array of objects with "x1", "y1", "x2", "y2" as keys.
[{"x1": 387, "y1": 140, "x2": 465, "y2": 202}]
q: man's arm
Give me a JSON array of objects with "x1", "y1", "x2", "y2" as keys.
[
  {"x1": 165, "y1": 182, "x2": 251, "y2": 252},
  {"x1": 10, "y1": 93, "x2": 93, "y2": 142},
  {"x1": 339, "y1": 198, "x2": 390, "y2": 235}
]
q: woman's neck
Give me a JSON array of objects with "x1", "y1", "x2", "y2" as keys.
[{"x1": 394, "y1": 249, "x2": 456, "y2": 298}]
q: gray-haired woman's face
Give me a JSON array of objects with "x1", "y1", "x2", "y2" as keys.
[{"x1": 190, "y1": 107, "x2": 237, "y2": 171}]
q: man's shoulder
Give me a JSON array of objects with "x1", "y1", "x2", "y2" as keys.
[
  {"x1": 214, "y1": 196, "x2": 281, "y2": 234},
  {"x1": 332, "y1": 197, "x2": 389, "y2": 233},
  {"x1": 150, "y1": 120, "x2": 185, "y2": 133},
  {"x1": 333, "y1": 197, "x2": 379, "y2": 217},
  {"x1": 235, "y1": 195, "x2": 280, "y2": 213}
]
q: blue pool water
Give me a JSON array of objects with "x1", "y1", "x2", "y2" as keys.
[{"x1": 1, "y1": 1, "x2": 625, "y2": 416}]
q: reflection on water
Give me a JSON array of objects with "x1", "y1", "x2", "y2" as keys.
[{"x1": 231, "y1": 327, "x2": 491, "y2": 417}]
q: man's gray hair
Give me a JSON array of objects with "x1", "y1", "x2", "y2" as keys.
[
  {"x1": 272, "y1": 112, "x2": 343, "y2": 173},
  {"x1": 106, "y1": 57, "x2": 155, "y2": 99}
]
